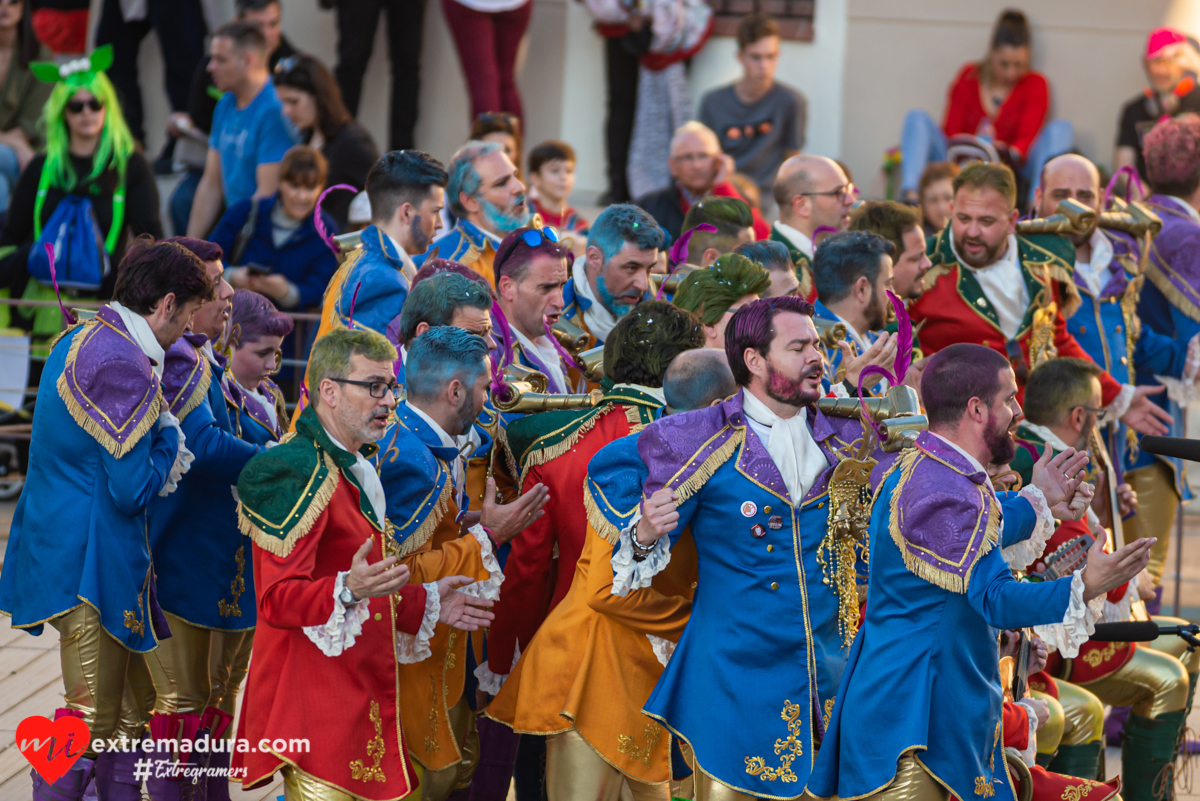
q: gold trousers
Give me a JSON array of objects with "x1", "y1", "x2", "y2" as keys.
[
  {"x1": 545, "y1": 728, "x2": 671, "y2": 801},
  {"x1": 144, "y1": 612, "x2": 254, "y2": 721},
  {"x1": 1124, "y1": 462, "x2": 1179, "y2": 586},
  {"x1": 1149, "y1": 616, "x2": 1200, "y2": 675},
  {"x1": 283, "y1": 764, "x2": 363, "y2": 801},
  {"x1": 51, "y1": 604, "x2": 155, "y2": 755},
  {"x1": 412, "y1": 697, "x2": 477, "y2": 801},
  {"x1": 1078, "y1": 643, "x2": 1189, "y2": 718},
  {"x1": 859, "y1": 753, "x2": 949, "y2": 801},
  {"x1": 1031, "y1": 690, "x2": 1064, "y2": 754},
  {"x1": 1054, "y1": 680, "x2": 1105, "y2": 746}
]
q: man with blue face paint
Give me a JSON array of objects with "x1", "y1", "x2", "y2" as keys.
[
  {"x1": 421, "y1": 140, "x2": 532, "y2": 286},
  {"x1": 562, "y1": 203, "x2": 666, "y2": 353}
]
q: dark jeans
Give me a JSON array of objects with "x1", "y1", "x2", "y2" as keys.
[
  {"x1": 95, "y1": 0, "x2": 207, "y2": 144},
  {"x1": 604, "y1": 35, "x2": 641, "y2": 202},
  {"x1": 335, "y1": 0, "x2": 428, "y2": 152},
  {"x1": 440, "y1": 0, "x2": 532, "y2": 123}
]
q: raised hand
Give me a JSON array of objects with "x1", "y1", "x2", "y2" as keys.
[
  {"x1": 435, "y1": 575, "x2": 495, "y2": 631},
  {"x1": 839, "y1": 333, "x2": 897, "y2": 388},
  {"x1": 1031, "y1": 447, "x2": 1091, "y2": 520},
  {"x1": 1120, "y1": 385, "x2": 1173, "y2": 436},
  {"x1": 345, "y1": 538, "x2": 411, "y2": 600},
  {"x1": 481, "y1": 477, "x2": 550, "y2": 544},
  {"x1": 636, "y1": 488, "x2": 680, "y2": 546},
  {"x1": 1081, "y1": 528, "x2": 1155, "y2": 602}
]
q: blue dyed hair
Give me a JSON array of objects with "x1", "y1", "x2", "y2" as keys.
[
  {"x1": 405, "y1": 325, "x2": 490, "y2": 400},
  {"x1": 586, "y1": 203, "x2": 666, "y2": 262},
  {"x1": 446, "y1": 140, "x2": 504, "y2": 218}
]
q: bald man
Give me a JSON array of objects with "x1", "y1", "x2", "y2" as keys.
[
  {"x1": 1035, "y1": 153, "x2": 1199, "y2": 594},
  {"x1": 770, "y1": 155, "x2": 856, "y2": 300},
  {"x1": 662, "y1": 348, "x2": 737, "y2": 414},
  {"x1": 635, "y1": 121, "x2": 769, "y2": 241}
]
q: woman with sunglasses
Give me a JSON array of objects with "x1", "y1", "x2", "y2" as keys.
[{"x1": 274, "y1": 54, "x2": 379, "y2": 231}]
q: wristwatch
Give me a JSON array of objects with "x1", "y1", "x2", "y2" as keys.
[{"x1": 339, "y1": 584, "x2": 358, "y2": 606}]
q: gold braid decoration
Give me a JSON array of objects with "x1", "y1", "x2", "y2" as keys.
[
  {"x1": 1121, "y1": 273, "x2": 1146, "y2": 457},
  {"x1": 820, "y1": 437, "x2": 876, "y2": 647}
]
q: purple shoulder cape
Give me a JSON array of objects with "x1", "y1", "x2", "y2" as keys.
[
  {"x1": 54, "y1": 305, "x2": 163, "y2": 458},
  {"x1": 885, "y1": 430, "x2": 1001, "y2": 593},
  {"x1": 1145, "y1": 195, "x2": 1200, "y2": 321},
  {"x1": 161, "y1": 333, "x2": 213, "y2": 421}
]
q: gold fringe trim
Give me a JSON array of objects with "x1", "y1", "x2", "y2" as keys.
[
  {"x1": 1144, "y1": 260, "x2": 1200, "y2": 323},
  {"x1": 583, "y1": 482, "x2": 622, "y2": 545},
  {"x1": 48, "y1": 319, "x2": 87, "y2": 353},
  {"x1": 923, "y1": 262, "x2": 955, "y2": 288},
  {"x1": 267, "y1": 383, "x2": 290, "y2": 433},
  {"x1": 172, "y1": 354, "x2": 212, "y2": 423},
  {"x1": 887, "y1": 448, "x2": 1000, "y2": 594},
  {"x1": 670, "y1": 427, "x2": 743, "y2": 505},
  {"x1": 394, "y1": 475, "x2": 453, "y2": 558},
  {"x1": 519, "y1": 404, "x2": 613, "y2": 487},
  {"x1": 56, "y1": 322, "x2": 164, "y2": 458},
  {"x1": 1044, "y1": 262, "x2": 1081, "y2": 319},
  {"x1": 625, "y1": 404, "x2": 649, "y2": 433},
  {"x1": 237, "y1": 453, "x2": 339, "y2": 558},
  {"x1": 491, "y1": 418, "x2": 520, "y2": 486}
]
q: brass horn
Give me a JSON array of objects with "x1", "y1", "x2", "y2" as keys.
[
  {"x1": 502, "y1": 363, "x2": 549, "y2": 394},
  {"x1": 577, "y1": 345, "x2": 606, "y2": 383},
  {"x1": 1015, "y1": 198, "x2": 1096, "y2": 236},
  {"x1": 813, "y1": 317, "x2": 848, "y2": 349},
  {"x1": 1099, "y1": 197, "x2": 1163, "y2": 238},
  {"x1": 551, "y1": 317, "x2": 590, "y2": 355},
  {"x1": 816, "y1": 386, "x2": 926, "y2": 452},
  {"x1": 649, "y1": 264, "x2": 699, "y2": 297},
  {"x1": 333, "y1": 230, "x2": 363, "y2": 262},
  {"x1": 492, "y1": 385, "x2": 604, "y2": 413}
]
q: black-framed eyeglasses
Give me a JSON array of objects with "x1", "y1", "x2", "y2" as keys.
[
  {"x1": 66, "y1": 98, "x2": 104, "y2": 114},
  {"x1": 800, "y1": 183, "x2": 855, "y2": 202},
  {"x1": 1075, "y1": 405, "x2": 1108, "y2": 423},
  {"x1": 521, "y1": 226, "x2": 560, "y2": 247},
  {"x1": 332, "y1": 378, "x2": 400, "y2": 399}
]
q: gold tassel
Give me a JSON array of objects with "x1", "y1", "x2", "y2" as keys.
[
  {"x1": 172, "y1": 354, "x2": 212, "y2": 423},
  {"x1": 518, "y1": 404, "x2": 614, "y2": 486},
  {"x1": 625, "y1": 403, "x2": 650, "y2": 433},
  {"x1": 237, "y1": 453, "x2": 339, "y2": 557},
  {"x1": 671, "y1": 427, "x2": 744, "y2": 504},
  {"x1": 394, "y1": 475, "x2": 453, "y2": 558},
  {"x1": 583, "y1": 482, "x2": 624, "y2": 545}
]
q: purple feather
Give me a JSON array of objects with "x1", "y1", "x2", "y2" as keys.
[
  {"x1": 855, "y1": 290, "x2": 913, "y2": 438},
  {"x1": 44, "y1": 243, "x2": 77, "y2": 325},
  {"x1": 1102, "y1": 165, "x2": 1145, "y2": 207},
  {"x1": 544, "y1": 316, "x2": 579, "y2": 370},
  {"x1": 313, "y1": 184, "x2": 359, "y2": 253},
  {"x1": 668, "y1": 223, "x2": 716, "y2": 267},
  {"x1": 489, "y1": 302, "x2": 517, "y2": 399},
  {"x1": 346, "y1": 281, "x2": 362, "y2": 330},
  {"x1": 812, "y1": 225, "x2": 840, "y2": 241}
]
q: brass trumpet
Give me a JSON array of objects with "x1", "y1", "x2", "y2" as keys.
[
  {"x1": 816, "y1": 386, "x2": 926, "y2": 452},
  {"x1": 493, "y1": 383, "x2": 604, "y2": 413},
  {"x1": 502, "y1": 363, "x2": 549, "y2": 394},
  {"x1": 814, "y1": 317, "x2": 848, "y2": 349},
  {"x1": 577, "y1": 345, "x2": 606, "y2": 383},
  {"x1": 1099, "y1": 197, "x2": 1162, "y2": 238},
  {"x1": 551, "y1": 317, "x2": 590, "y2": 355},
  {"x1": 333, "y1": 231, "x2": 363, "y2": 262},
  {"x1": 649, "y1": 264, "x2": 699, "y2": 297},
  {"x1": 1015, "y1": 198, "x2": 1096, "y2": 236}
]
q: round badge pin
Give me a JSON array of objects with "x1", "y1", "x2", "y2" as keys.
[{"x1": 741, "y1": 501, "x2": 757, "y2": 517}]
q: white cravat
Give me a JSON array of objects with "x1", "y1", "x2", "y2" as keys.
[
  {"x1": 929, "y1": 432, "x2": 989, "y2": 477},
  {"x1": 323, "y1": 427, "x2": 386, "y2": 523},
  {"x1": 405, "y1": 401, "x2": 479, "y2": 494},
  {"x1": 510, "y1": 325, "x2": 568, "y2": 394},
  {"x1": 741, "y1": 390, "x2": 827, "y2": 504},
  {"x1": 1074, "y1": 230, "x2": 1113, "y2": 298},
  {"x1": 773, "y1": 222, "x2": 814, "y2": 258},
  {"x1": 571, "y1": 255, "x2": 618, "y2": 342},
  {"x1": 385, "y1": 233, "x2": 419, "y2": 284},
  {"x1": 244, "y1": 385, "x2": 279, "y2": 430},
  {"x1": 110, "y1": 301, "x2": 166, "y2": 378},
  {"x1": 950, "y1": 234, "x2": 1029, "y2": 341}
]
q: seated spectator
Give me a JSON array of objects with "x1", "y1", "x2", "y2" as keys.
[
  {"x1": 212, "y1": 144, "x2": 338, "y2": 312},
  {"x1": 527, "y1": 139, "x2": 587, "y2": 243},
  {"x1": 0, "y1": 1, "x2": 52, "y2": 213},
  {"x1": 671, "y1": 252, "x2": 769, "y2": 349},
  {"x1": 186, "y1": 21, "x2": 295, "y2": 238},
  {"x1": 729, "y1": 172, "x2": 762, "y2": 213},
  {"x1": 678, "y1": 196, "x2": 754, "y2": 266},
  {"x1": 848, "y1": 200, "x2": 931, "y2": 300},
  {"x1": 897, "y1": 10, "x2": 1072, "y2": 206},
  {"x1": 1115, "y1": 28, "x2": 1200, "y2": 179},
  {"x1": 698, "y1": 13, "x2": 806, "y2": 215},
  {"x1": 918, "y1": 161, "x2": 958, "y2": 235},
  {"x1": 1, "y1": 46, "x2": 161, "y2": 346},
  {"x1": 167, "y1": 0, "x2": 298, "y2": 233},
  {"x1": 734, "y1": 239, "x2": 800, "y2": 297},
  {"x1": 472, "y1": 111, "x2": 523, "y2": 181},
  {"x1": 274, "y1": 54, "x2": 380, "y2": 231},
  {"x1": 635, "y1": 121, "x2": 769, "y2": 242}
]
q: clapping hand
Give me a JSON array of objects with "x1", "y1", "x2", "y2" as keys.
[
  {"x1": 345, "y1": 538, "x2": 411, "y2": 601},
  {"x1": 1081, "y1": 528, "x2": 1155, "y2": 602},
  {"x1": 434, "y1": 575, "x2": 495, "y2": 631},
  {"x1": 1031, "y1": 447, "x2": 1093, "y2": 521},
  {"x1": 1120, "y1": 385, "x2": 1173, "y2": 436},
  {"x1": 481, "y1": 477, "x2": 550, "y2": 544}
]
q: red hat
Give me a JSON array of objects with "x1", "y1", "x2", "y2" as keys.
[{"x1": 1147, "y1": 27, "x2": 1188, "y2": 60}]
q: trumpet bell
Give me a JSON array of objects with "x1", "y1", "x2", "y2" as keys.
[
  {"x1": 816, "y1": 386, "x2": 924, "y2": 452},
  {"x1": 649, "y1": 264, "x2": 699, "y2": 297},
  {"x1": 551, "y1": 317, "x2": 590, "y2": 354},
  {"x1": 333, "y1": 231, "x2": 363, "y2": 263},
  {"x1": 502, "y1": 364, "x2": 549, "y2": 394},
  {"x1": 1099, "y1": 197, "x2": 1163, "y2": 239},
  {"x1": 578, "y1": 345, "x2": 605, "y2": 383}
]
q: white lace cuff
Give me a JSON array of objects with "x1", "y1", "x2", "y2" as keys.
[
  {"x1": 1104, "y1": 384, "x2": 1136, "y2": 426},
  {"x1": 829, "y1": 381, "x2": 851, "y2": 399},
  {"x1": 1015, "y1": 697, "x2": 1040, "y2": 767},
  {"x1": 395, "y1": 582, "x2": 440, "y2": 663},
  {"x1": 157, "y1": 411, "x2": 194, "y2": 496},
  {"x1": 303, "y1": 571, "x2": 371, "y2": 657},
  {"x1": 455, "y1": 525, "x2": 504, "y2": 601},
  {"x1": 474, "y1": 642, "x2": 520, "y2": 695},
  {"x1": 1156, "y1": 332, "x2": 1200, "y2": 405},
  {"x1": 611, "y1": 511, "x2": 672, "y2": 597},
  {"x1": 1001, "y1": 485, "x2": 1055, "y2": 572},
  {"x1": 1032, "y1": 569, "x2": 1105, "y2": 659},
  {"x1": 647, "y1": 634, "x2": 676, "y2": 667},
  {"x1": 1103, "y1": 573, "x2": 1138, "y2": 624}
]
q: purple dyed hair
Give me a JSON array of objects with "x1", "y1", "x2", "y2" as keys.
[
  {"x1": 164, "y1": 235, "x2": 224, "y2": 263},
  {"x1": 920, "y1": 343, "x2": 1012, "y2": 428},
  {"x1": 493, "y1": 225, "x2": 572, "y2": 284},
  {"x1": 228, "y1": 289, "x2": 294, "y2": 346},
  {"x1": 1143, "y1": 113, "x2": 1200, "y2": 196},
  {"x1": 412, "y1": 258, "x2": 495, "y2": 297},
  {"x1": 723, "y1": 295, "x2": 815, "y2": 386}
]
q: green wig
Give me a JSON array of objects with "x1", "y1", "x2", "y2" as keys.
[
  {"x1": 33, "y1": 46, "x2": 136, "y2": 192},
  {"x1": 672, "y1": 253, "x2": 771, "y2": 326}
]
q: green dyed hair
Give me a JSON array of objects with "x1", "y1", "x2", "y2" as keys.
[
  {"x1": 37, "y1": 48, "x2": 136, "y2": 191},
  {"x1": 309, "y1": 327, "x2": 398, "y2": 407},
  {"x1": 672, "y1": 254, "x2": 771, "y2": 326},
  {"x1": 603, "y1": 300, "x2": 705, "y2": 388}
]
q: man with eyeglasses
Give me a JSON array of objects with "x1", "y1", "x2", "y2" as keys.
[
  {"x1": 634, "y1": 121, "x2": 769, "y2": 243},
  {"x1": 771, "y1": 155, "x2": 857, "y2": 303},
  {"x1": 233, "y1": 327, "x2": 496, "y2": 801},
  {"x1": 1008, "y1": 357, "x2": 1199, "y2": 793}
]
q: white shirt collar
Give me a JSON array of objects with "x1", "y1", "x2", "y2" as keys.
[
  {"x1": 321, "y1": 425, "x2": 387, "y2": 523},
  {"x1": 244, "y1": 384, "x2": 278, "y2": 430},
  {"x1": 405, "y1": 400, "x2": 456, "y2": 449},
  {"x1": 949, "y1": 233, "x2": 1028, "y2": 341},
  {"x1": 1021, "y1": 423, "x2": 1072, "y2": 452},
  {"x1": 1166, "y1": 196, "x2": 1200, "y2": 223},
  {"x1": 571, "y1": 254, "x2": 619, "y2": 341},
  {"x1": 1075, "y1": 229, "x2": 1113, "y2": 297},
  {"x1": 110, "y1": 301, "x2": 166, "y2": 378},
  {"x1": 930, "y1": 432, "x2": 988, "y2": 477},
  {"x1": 404, "y1": 400, "x2": 480, "y2": 493},
  {"x1": 774, "y1": 221, "x2": 814, "y2": 258},
  {"x1": 741, "y1": 389, "x2": 828, "y2": 503},
  {"x1": 385, "y1": 233, "x2": 418, "y2": 283},
  {"x1": 510, "y1": 324, "x2": 568, "y2": 394}
]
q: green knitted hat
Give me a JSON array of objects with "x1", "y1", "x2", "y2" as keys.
[{"x1": 672, "y1": 253, "x2": 771, "y2": 325}]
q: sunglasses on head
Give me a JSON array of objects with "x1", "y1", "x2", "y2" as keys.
[
  {"x1": 66, "y1": 98, "x2": 104, "y2": 114},
  {"x1": 521, "y1": 226, "x2": 559, "y2": 247}
]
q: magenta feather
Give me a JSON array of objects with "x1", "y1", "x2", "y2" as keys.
[
  {"x1": 489, "y1": 301, "x2": 517, "y2": 399},
  {"x1": 346, "y1": 281, "x2": 362, "y2": 330},
  {"x1": 854, "y1": 290, "x2": 912, "y2": 438},
  {"x1": 44, "y1": 243, "x2": 77, "y2": 325},
  {"x1": 667, "y1": 223, "x2": 716, "y2": 267},
  {"x1": 313, "y1": 184, "x2": 359, "y2": 253},
  {"x1": 1102, "y1": 165, "x2": 1145, "y2": 207},
  {"x1": 544, "y1": 316, "x2": 578, "y2": 369}
]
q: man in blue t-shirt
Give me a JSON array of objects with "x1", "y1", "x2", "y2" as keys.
[{"x1": 187, "y1": 21, "x2": 294, "y2": 238}]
